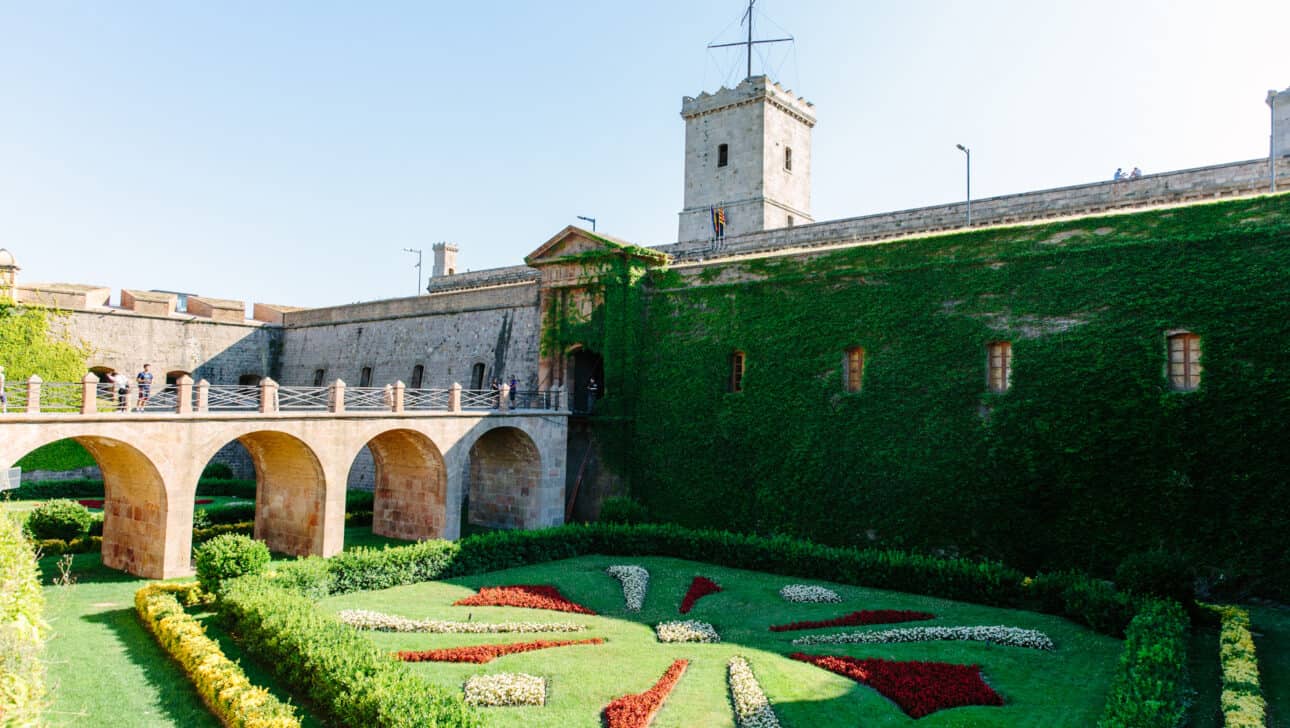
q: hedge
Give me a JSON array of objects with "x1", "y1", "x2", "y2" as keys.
[
  {"x1": 1098, "y1": 599, "x2": 1191, "y2": 728},
  {"x1": 0, "y1": 514, "x2": 48, "y2": 726},
  {"x1": 1207, "y1": 604, "x2": 1267, "y2": 728},
  {"x1": 9, "y1": 477, "x2": 258, "y2": 501},
  {"x1": 135, "y1": 583, "x2": 300, "y2": 728}
]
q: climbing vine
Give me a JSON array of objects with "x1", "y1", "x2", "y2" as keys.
[{"x1": 0, "y1": 297, "x2": 90, "y2": 383}]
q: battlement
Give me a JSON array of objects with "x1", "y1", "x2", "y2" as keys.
[{"x1": 681, "y1": 75, "x2": 816, "y2": 126}]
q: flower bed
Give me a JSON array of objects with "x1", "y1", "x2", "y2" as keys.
[
  {"x1": 453, "y1": 585, "x2": 596, "y2": 615},
  {"x1": 791, "y1": 625, "x2": 1055, "y2": 650},
  {"x1": 769, "y1": 609, "x2": 934, "y2": 632},
  {"x1": 655, "y1": 620, "x2": 720, "y2": 643},
  {"x1": 779, "y1": 584, "x2": 841, "y2": 603},
  {"x1": 603, "y1": 659, "x2": 689, "y2": 728},
  {"x1": 1209, "y1": 605, "x2": 1267, "y2": 728},
  {"x1": 397, "y1": 637, "x2": 604, "y2": 663},
  {"x1": 678, "y1": 576, "x2": 721, "y2": 614},
  {"x1": 462, "y1": 673, "x2": 547, "y2": 707},
  {"x1": 607, "y1": 565, "x2": 650, "y2": 612},
  {"x1": 790, "y1": 653, "x2": 1004, "y2": 718},
  {"x1": 728, "y1": 656, "x2": 781, "y2": 728},
  {"x1": 337, "y1": 608, "x2": 585, "y2": 633}
]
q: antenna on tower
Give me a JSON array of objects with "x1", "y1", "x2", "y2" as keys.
[{"x1": 707, "y1": 0, "x2": 794, "y2": 81}]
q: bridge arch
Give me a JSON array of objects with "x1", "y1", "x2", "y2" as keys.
[
  {"x1": 359, "y1": 429, "x2": 448, "y2": 541},
  {"x1": 465, "y1": 425, "x2": 543, "y2": 530}
]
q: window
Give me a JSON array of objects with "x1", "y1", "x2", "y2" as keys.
[
  {"x1": 1167, "y1": 332, "x2": 1201, "y2": 391},
  {"x1": 844, "y1": 347, "x2": 864, "y2": 393},
  {"x1": 787, "y1": 215, "x2": 795, "y2": 227},
  {"x1": 729, "y1": 351, "x2": 745, "y2": 393},
  {"x1": 785, "y1": 146, "x2": 793, "y2": 171},
  {"x1": 238, "y1": 374, "x2": 262, "y2": 386},
  {"x1": 717, "y1": 143, "x2": 729, "y2": 168},
  {"x1": 313, "y1": 369, "x2": 326, "y2": 387},
  {"x1": 410, "y1": 364, "x2": 424, "y2": 389},
  {"x1": 359, "y1": 367, "x2": 372, "y2": 387},
  {"x1": 987, "y1": 342, "x2": 1012, "y2": 393},
  {"x1": 471, "y1": 362, "x2": 486, "y2": 390}
]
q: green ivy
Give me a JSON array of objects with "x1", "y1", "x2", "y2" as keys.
[{"x1": 0, "y1": 297, "x2": 90, "y2": 383}]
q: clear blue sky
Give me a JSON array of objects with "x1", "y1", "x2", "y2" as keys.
[{"x1": 2, "y1": 1, "x2": 1286, "y2": 308}]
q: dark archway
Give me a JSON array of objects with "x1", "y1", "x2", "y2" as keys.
[
  {"x1": 363, "y1": 429, "x2": 448, "y2": 541},
  {"x1": 466, "y1": 426, "x2": 542, "y2": 530},
  {"x1": 568, "y1": 346, "x2": 604, "y2": 414}
]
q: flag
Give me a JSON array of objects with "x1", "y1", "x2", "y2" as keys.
[{"x1": 711, "y1": 206, "x2": 727, "y2": 239}]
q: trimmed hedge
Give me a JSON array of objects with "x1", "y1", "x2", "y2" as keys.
[
  {"x1": 24, "y1": 499, "x2": 93, "y2": 541},
  {"x1": 1207, "y1": 604, "x2": 1267, "y2": 728},
  {"x1": 195, "y1": 535, "x2": 270, "y2": 595},
  {"x1": 0, "y1": 514, "x2": 48, "y2": 726},
  {"x1": 135, "y1": 583, "x2": 300, "y2": 728},
  {"x1": 1098, "y1": 599, "x2": 1190, "y2": 728}
]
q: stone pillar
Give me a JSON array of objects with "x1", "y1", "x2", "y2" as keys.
[
  {"x1": 392, "y1": 381, "x2": 405, "y2": 413},
  {"x1": 383, "y1": 384, "x2": 394, "y2": 411},
  {"x1": 195, "y1": 379, "x2": 210, "y2": 412},
  {"x1": 449, "y1": 382, "x2": 462, "y2": 413},
  {"x1": 175, "y1": 375, "x2": 193, "y2": 414},
  {"x1": 329, "y1": 379, "x2": 346, "y2": 413},
  {"x1": 81, "y1": 373, "x2": 99, "y2": 415},
  {"x1": 259, "y1": 377, "x2": 279, "y2": 414},
  {"x1": 25, "y1": 375, "x2": 41, "y2": 414},
  {"x1": 498, "y1": 383, "x2": 510, "y2": 412}
]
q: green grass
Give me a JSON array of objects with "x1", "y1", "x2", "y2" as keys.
[
  {"x1": 320, "y1": 555, "x2": 1124, "y2": 727},
  {"x1": 1187, "y1": 622, "x2": 1223, "y2": 727},
  {"x1": 1252, "y1": 606, "x2": 1290, "y2": 727},
  {"x1": 14, "y1": 439, "x2": 96, "y2": 472}
]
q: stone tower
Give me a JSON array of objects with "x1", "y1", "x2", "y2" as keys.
[
  {"x1": 678, "y1": 76, "x2": 816, "y2": 243},
  {"x1": 431, "y1": 242, "x2": 458, "y2": 278},
  {"x1": 0, "y1": 248, "x2": 18, "y2": 297},
  {"x1": 1270, "y1": 87, "x2": 1290, "y2": 160}
]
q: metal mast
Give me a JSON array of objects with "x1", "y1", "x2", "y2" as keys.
[{"x1": 708, "y1": 0, "x2": 793, "y2": 82}]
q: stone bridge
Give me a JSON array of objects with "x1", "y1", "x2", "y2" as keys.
[{"x1": 0, "y1": 376, "x2": 568, "y2": 578}]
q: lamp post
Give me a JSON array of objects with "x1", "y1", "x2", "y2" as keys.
[
  {"x1": 576, "y1": 215, "x2": 597, "y2": 232},
  {"x1": 1270, "y1": 90, "x2": 1278, "y2": 194},
  {"x1": 955, "y1": 144, "x2": 972, "y2": 226},
  {"x1": 402, "y1": 248, "x2": 423, "y2": 296}
]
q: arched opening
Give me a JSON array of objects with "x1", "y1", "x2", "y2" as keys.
[
  {"x1": 566, "y1": 346, "x2": 605, "y2": 414},
  {"x1": 362, "y1": 429, "x2": 448, "y2": 541},
  {"x1": 465, "y1": 426, "x2": 542, "y2": 531},
  {"x1": 164, "y1": 370, "x2": 189, "y2": 386},
  {"x1": 470, "y1": 362, "x2": 487, "y2": 390},
  {"x1": 234, "y1": 431, "x2": 326, "y2": 557},
  {"x1": 238, "y1": 374, "x2": 263, "y2": 386}
]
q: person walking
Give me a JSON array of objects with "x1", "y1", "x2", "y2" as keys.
[
  {"x1": 135, "y1": 363, "x2": 153, "y2": 411},
  {"x1": 586, "y1": 377, "x2": 600, "y2": 414}
]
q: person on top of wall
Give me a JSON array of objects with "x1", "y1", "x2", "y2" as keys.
[
  {"x1": 136, "y1": 363, "x2": 153, "y2": 412},
  {"x1": 1113, "y1": 167, "x2": 1125, "y2": 181},
  {"x1": 1129, "y1": 166, "x2": 1143, "y2": 179}
]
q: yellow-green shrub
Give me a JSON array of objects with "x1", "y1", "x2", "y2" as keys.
[
  {"x1": 0, "y1": 514, "x2": 48, "y2": 727},
  {"x1": 1208, "y1": 604, "x2": 1266, "y2": 728},
  {"x1": 134, "y1": 583, "x2": 300, "y2": 728}
]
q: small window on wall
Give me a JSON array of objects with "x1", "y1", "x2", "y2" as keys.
[
  {"x1": 718, "y1": 143, "x2": 729, "y2": 168},
  {"x1": 785, "y1": 146, "x2": 793, "y2": 171},
  {"x1": 471, "y1": 362, "x2": 486, "y2": 390},
  {"x1": 359, "y1": 367, "x2": 373, "y2": 387},
  {"x1": 787, "y1": 215, "x2": 795, "y2": 227},
  {"x1": 729, "y1": 351, "x2": 746, "y2": 393},
  {"x1": 844, "y1": 347, "x2": 864, "y2": 393},
  {"x1": 411, "y1": 365, "x2": 424, "y2": 389},
  {"x1": 987, "y1": 341, "x2": 1012, "y2": 393},
  {"x1": 313, "y1": 369, "x2": 326, "y2": 387},
  {"x1": 1167, "y1": 332, "x2": 1201, "y2": 391}
]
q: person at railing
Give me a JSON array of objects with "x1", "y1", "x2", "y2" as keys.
[
  {"x1": 490, "y1": 377, "x2": 501, "y2": 408},
  {"x1": 509, "y1": 375, "x2": 518, "y2": 405},
  {"x1": 111, "y1": 371, "x2": 130, "y2": 412},
  {"x1": 586, "y1": 377, "x2": 599, "y2": 414},
  {"x1": 135, "y1": 363, "x2": 153, "y2": 412},
  {"x1": 0, "y1": 365, "x2": 6, "y2": 414}
]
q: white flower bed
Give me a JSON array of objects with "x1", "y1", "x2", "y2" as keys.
[
  {"x1": 727, "y1": 656, "x2": 781, "y2": 728},
  {"x1": 656, "y1": 620, "x2": 721, "y2": 643},
  {"x1": 792, "y1": 625, "x2": 1055, "y2": 650},
  {"x1": 778, "y1": 584, "x2": 841, "y2": 603},
  {"x1": 337, "y1": 609, "x2": 585, "y2": 634},
  {"x1": 606, "y1": 565, "x2": 650, "y2": 612},
  {"x1": 463, "y1": 673, "x2": 546, "y2": 707}
]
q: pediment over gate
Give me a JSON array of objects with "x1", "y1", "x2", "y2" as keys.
[{"x1": 524, "y1": 226, "x2": 669, "y2": 269}]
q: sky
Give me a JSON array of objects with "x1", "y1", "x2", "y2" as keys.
[{"x1": 1, "y1": 1, "x2": 1287, "y2": 309}]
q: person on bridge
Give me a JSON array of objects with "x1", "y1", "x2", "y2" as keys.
[
  {"x1": 509, "y1": 375, "x2": 518, "y2": 404},
  {"x1": 112, "y1": 371, "x2": 129, "y2": 412},
  {"x1": 136, "y1": 364, "x2": 153, "y2": 412},
  {"x1": 0, "y1": 365, "x2": 7, "y2": 414}
]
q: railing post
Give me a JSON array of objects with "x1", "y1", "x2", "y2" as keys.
[
  {"x1": 81, "y1": 373, "x2": 99, "y2": 415},
  {"x1": 259, "y1": 377, "x2": 279, "y2": 414},
  {"x1": 449, "y1": 382, "x2": 461, "y2": 413},
  {"x1": 392, "y1": 381, "x2": 405, "y2": 412},
  {"x1": 26, "y1": 375, "x2": 41, "y2": 414},
  {"x1": 329, "y1": 379, "x2": 346, "y2": 413},
  {"x1": 196, "y1": 379, "x2": 210, "y2": 412},
  {"x1": 176, "y1": 374, "x2": 193, "y2": 414},
  {"x1": 498, "y1": 383, "x2": 510, "y2": 412},
  {"x1": 126, "y1": 382, "x2": 138, "y2": 412}
]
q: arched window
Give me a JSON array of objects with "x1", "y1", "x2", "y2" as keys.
[
  {"x1": 1167, "y1": 332, "x2": 1201, "y2": 391},
  {"x1": 987, "y1": 342, "x2": 1012, "y2": 393},
  {"x1": 729, "y1": 351, "x2": 746, "y2": 393},
  {"x1": 312, "y1": 369, "x2": 326, "y2": 387},
  {"x1": 238, "y1": 374, "x2": 263, "y2": 386},
  {"x1": 410, "y1": 364, "x2": 424, "y2": 389},
  {"x1": 785, "y1": 146, "x2": 793, "y2": 171},
  {"x1": 471, "y1": 362, "x2": 486, "y2": 390},
  {"x1": 718, "y1": 143, "x2": 729, "y2": 168},
  {"x1": 844, "y1": 347, "x2": 864, "y2": 393},
  {"x1": 359, "y1": 367, "x2": 373, "y2": 387}
]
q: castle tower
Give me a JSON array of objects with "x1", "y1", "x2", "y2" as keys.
[
  {"x1": 678, "y1": 76, "x2": 816, "y2": 243},
  {"x1": 0, "y1": 248, "x2": 18, "y2": 297},
  {"x1": 431, "y1": 242, "x2": 458, "y2": 278},
  {"x1": 1270, "y1": 87, "x2": 1290, "y2": 160}
]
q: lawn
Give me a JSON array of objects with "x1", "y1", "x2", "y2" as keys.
[{"x1": 320, "y1": 555, "x2": 1125, "y2": 727}]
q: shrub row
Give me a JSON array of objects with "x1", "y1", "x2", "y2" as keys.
[
  {"x1": 1097, "y1": 599, "x2": 1190, "y2": 728},
  {"x1": 0, "y1": 514, "x2": 48, "y2": 726},
  {"x1": 1207, "y1": 605, "x2": 1267, "y2": 728},
  {"x1": 11, "y1": 477, "x2": 258, "y2": 500},
  {"x1": 135, "y1": 583, "x2": 300, "y2": 728},
  {"x1": 217, "y1": 576, "x2": 481, "y2": 728}
]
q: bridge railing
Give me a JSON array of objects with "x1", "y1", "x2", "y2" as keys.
[
  {"x1": 204, "y1": 386, "x2": 261, "y2": 412},
  {"x1": 404, "y1": 388, "x2": 451, "y2": 411},
  {"x1": 343, "y1": 386, "x2": 391, "y2": 411},
  {"x1": 277, "y1": 386, "x2": 330, "y2": 412}
]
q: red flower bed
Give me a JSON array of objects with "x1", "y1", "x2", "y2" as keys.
[
  {"x1": 790, "y1": 653, "x2": 1003, "y2": 718},
  {"x1": 452, "y1": 585, "x2": 596, "y2": 614},
  {"x1": 678, "y1": 576, "x2": 721, "y2": 614},
  {"x1": 769, "y1": 609, "x2": 935, "y2": 632},
  {"x1": 603, "y1": 659, "x2": 689, "y2": 728},
  {"x1": 396, "y1": 637, "x2": 604, "y2": 663},
  {"x1": 76, "y1": 498, "x2": 212, "y2": 509}
]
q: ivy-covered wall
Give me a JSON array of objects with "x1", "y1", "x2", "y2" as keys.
[
  {"x1": 0, "y1": 298, "x2": 89, "y2": 382},
  {"x1": 623, "y1": 195, "x2": 1290, "y2": 597}
]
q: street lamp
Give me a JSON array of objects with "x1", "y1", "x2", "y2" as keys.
[
  {"x1": 1269, "y1": 90, "x2": 1278, "y2": 194},
  {"x1": 402, "y1": 248, "x2": 423, "y2": 295},
  {"x1": 955, "y1": 144, "x2": 972, "y2": 226},
  {"x1": 576, "y1": 215, "x2": 597, "y2": 232}
]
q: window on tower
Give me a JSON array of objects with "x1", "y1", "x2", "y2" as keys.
[
  {"x1": 718, "y1": 143, "x2": 729, "y2": 168},
  {"x1": 785, "y1": 146, "x2": 793, "y2": 171}
]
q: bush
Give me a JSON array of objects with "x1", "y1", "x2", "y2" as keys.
[
  {"x1": 199, "y1": 502, "x2": 256, "y2": 525},
  {"x1": 8, "y1": 478, "x2": 104, "y2": 500},
  {"x1": 194, "y1": 534, "x2": 270, "y2": 594},
  {"x1": 195, "y1": 479, "x2": 257, "y2": 499},
  {"x1": 201, "y1": 462, "x2": 235, "y2": 479},
  {"x1": 598, "y1": 496, "x2": 652, "y2": 524},
  {"x1": 1098, "y1": 599, "x2": 1190, "y2": 728},
  {"x1": 25, "y1": 500, "x2": 93, "y2": 541},
  {"x1": 0, "y1": 514, "x2": 48, "y2": 725},
  {"x1": 346, "y1": 489, "x2": 375, "y2": 510},
  {"x1": 1116, "y1": 550, "x2": 1195, "y2": 606}
]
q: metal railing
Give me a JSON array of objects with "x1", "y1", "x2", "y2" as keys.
[
  {"x1": 344, "y1": 386, "x2": 392, "y2": 411},
  {"x1": 1, "y1": 386, "x2": 27, "y2": 413},
  {"x1": 205, "y1": 386, "x2": 261, "y2": 412},
  {"x1": 140, "y1": 387, "x2": 180, "y2": 412},
  {"x1": 404, "y1": 388, "x2": 451, "y2": 411},
  {"x1": 512, "y1": 390, "x2": 561, "y2": 411},
  {"x1": 37, "y1": 382, "x2": 82, "y2": 413},
  {"x1": 459, "y1": 389, "x2": 499, "y2": 410},
  {"x1": 278, "y1": 386, "x2": 330, "y2": 412}
]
